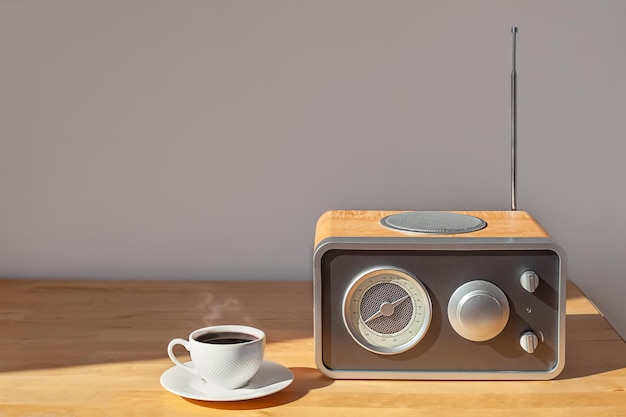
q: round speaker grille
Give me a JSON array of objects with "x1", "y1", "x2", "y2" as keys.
[
  {"x1": 380, "y1": 211, "x2": 487, "y2": 234},
  {"x1": 360, "y1": 283, "x2": 413, "y2": 334}
]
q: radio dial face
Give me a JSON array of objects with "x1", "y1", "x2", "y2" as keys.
[{"x1": 343, "y1": 268, "x2": 432, "y2": 355}]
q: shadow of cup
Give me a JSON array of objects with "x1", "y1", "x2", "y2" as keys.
[{"x1": 183, "y1": 367, "x2": 333, "y2": 410}]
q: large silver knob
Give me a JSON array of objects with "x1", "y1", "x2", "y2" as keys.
[{"x1": 448, "y1": 280, "x2": 510, "y2": 342}]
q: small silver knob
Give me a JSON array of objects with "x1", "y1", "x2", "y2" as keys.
[
  {"x1": 448, "y1": 281, "x2": 510, "y2": 342},
  {"x1": 520, "y1": 331, "x2": 539, "y2": 353},
  {"x1": 520, "y1": 271, "x2": 540, "y2": 293}
]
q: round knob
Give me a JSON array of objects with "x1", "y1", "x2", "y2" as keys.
[
  {"x1": 520, "y1": 271, "x2": 540, "y2": 293},
  {"x1": 448, "y1": 280, "x2": 510, "y2": 342},
  {"x1": 520, "y1": 331, "x2": 539, "y2": 353}
]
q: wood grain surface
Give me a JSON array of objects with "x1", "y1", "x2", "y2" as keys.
[
  {"x1": 314, "y1": 210, "x2": 551, "y2": 247},
  {"x1": 0, "y1": 279, "x2": 624, "y2": 416}
]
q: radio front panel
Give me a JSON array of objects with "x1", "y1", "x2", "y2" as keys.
[{"x1": 314, "y1": 237, "x2": 566, "y2": 380}]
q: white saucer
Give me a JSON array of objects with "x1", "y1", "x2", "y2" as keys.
[{"x1": 160, "y1": 360, "x2": 294, "y2": 401}]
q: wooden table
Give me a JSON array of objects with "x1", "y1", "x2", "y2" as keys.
[{"x1": 1, "y1": 280, "x2": 624, "y2": 416}]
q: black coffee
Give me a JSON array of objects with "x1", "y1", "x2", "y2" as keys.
[{"x1": 195, "y1": 331, "x2": 257, "y2": 345}]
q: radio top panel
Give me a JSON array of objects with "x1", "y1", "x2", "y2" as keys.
[{"x1": 314, "y1": 210, "x2": 551, "y2": 247}]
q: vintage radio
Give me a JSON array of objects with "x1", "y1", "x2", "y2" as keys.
[{"x1": 313, "y1": 28, "x2": 566, "y2": 380}]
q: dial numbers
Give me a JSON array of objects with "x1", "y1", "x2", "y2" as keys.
[{"x1": 343, "y1": 268, "x2": 432, "y2": 355}]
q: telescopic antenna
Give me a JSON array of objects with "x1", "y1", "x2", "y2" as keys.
[{"x1": 511, "y1": 26, "x2": 518, "y2": 211}]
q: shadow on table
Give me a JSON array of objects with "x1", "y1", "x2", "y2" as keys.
[
  {"x1": 557, "y1": 314, "x2": 626, "y2": 380},
  {"x1": 183, "y1": 367, "x2": 333, "y2": 409}
]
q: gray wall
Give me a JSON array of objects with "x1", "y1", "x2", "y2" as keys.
[{"x1": 1, "y1": 1, "x2": 625, "y2": 339}]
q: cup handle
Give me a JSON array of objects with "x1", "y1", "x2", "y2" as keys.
[{"x1": 167, "y1": 338, "x2": 197, "y2": 376}]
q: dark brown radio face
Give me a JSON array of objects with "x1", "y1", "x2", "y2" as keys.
[{"x1": 313, "y1": 239, "x2": 566, "y2": 380}]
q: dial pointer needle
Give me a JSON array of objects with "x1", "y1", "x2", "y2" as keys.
[
  {"x1": 363, "y1": 295, "x2": 410, "y2": 324},
  {"x1": 363, "y1": 309, "x2": 385, "y2": 324},
  {"x1": 391, "y1": 295, "x2": 410, "y2": 307}
]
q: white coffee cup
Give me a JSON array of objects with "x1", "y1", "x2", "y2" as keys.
[{"x1": 167, "y1": 325, "x2": 265, "y2": 389}]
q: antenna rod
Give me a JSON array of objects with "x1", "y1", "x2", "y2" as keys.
[{"x1": 511, "y1": 26, "x2": 518, "y2": 211}]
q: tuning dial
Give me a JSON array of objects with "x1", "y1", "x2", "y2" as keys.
[
  {"x1": 520, "y1": 271, "x2": 540, "y2": 293},
  {"x1": 520, "y1": 331, "x2": 540, "y2": 353},
  {"x1": 448, "y1": 280, "x2": 510, "y2": 342}
]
